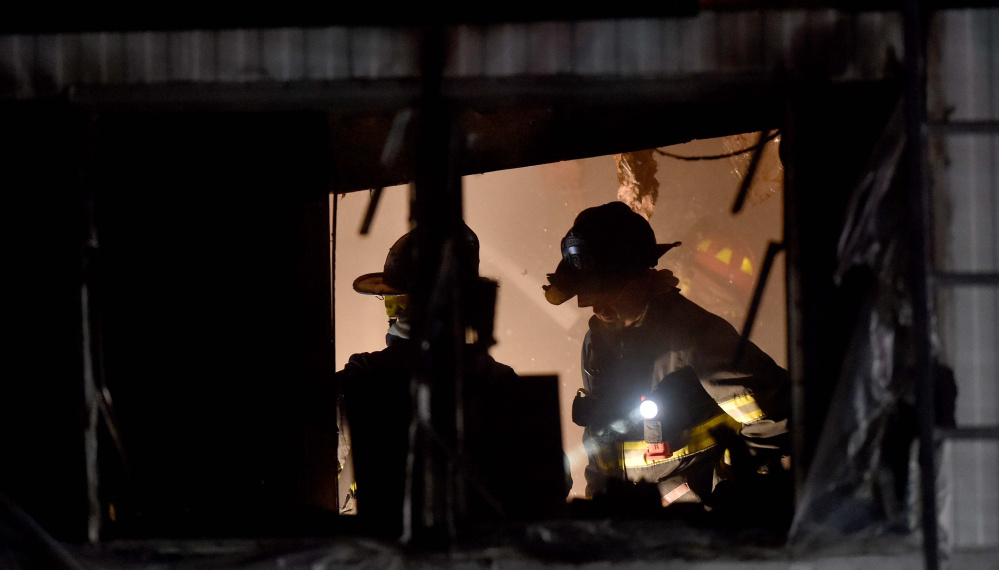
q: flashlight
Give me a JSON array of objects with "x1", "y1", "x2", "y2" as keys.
[
  {"x1": 639, "y1": 397, "x2": 658, "y2": 420},
  {"x1": 641, "y1": 395, "x2": 672, "y2": 461}
]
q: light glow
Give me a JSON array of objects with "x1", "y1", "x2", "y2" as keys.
[{"x1": 640, "y1": 399, "x2": 658, "y2": 419}]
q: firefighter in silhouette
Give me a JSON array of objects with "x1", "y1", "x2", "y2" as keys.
[
  {"x1": 543, "y1": 202, "x2": 791, "y2": 522},
  {"x1": 335, "y1": 224, "x2": 534, "y2": 538}
]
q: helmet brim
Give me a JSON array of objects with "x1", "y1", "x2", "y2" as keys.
[
  {"x1": 352, "y1": 272, "x2": 408, "y2": 296},
  {"x1": 542, "y1": 241, "x2": 682, "y2": 306}
]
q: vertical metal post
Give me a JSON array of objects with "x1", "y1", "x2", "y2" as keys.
[
  {"x1": 330, "y1": 193, "x2": 339, "y2": 515},
  {"x1": 781, "y1": 97, "x2": 808, "y2": 506},
  {"x1": 80, "y1": 111, "x2": 102, "y2": 544},
  {"x1": 903, "y1": 1, "x2": 940, "y2": 568},
  {"x1": 404, "y1": 24, "x2": 465, "y2": 548}
]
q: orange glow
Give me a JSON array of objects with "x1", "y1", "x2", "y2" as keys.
[{"x1": 333, "y1": 132, "x2": 785, "y2": 501}]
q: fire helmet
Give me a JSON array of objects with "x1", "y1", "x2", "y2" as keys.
[
  {"x1": 543, "y1": 201, "x2": 680, "y2": 305},
  {"x1": 353, "y1": 225, "x2": 480, "y2": 296}
]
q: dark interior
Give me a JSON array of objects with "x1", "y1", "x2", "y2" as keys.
[{"x1": 2, "y1": 74, "x2": 902, "y2": 544}]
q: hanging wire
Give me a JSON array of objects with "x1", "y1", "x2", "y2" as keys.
[
  {"x1": 655, "y1": 130, "x2": 781, "y2": 161},
  {"x1": 731, "y1": 130, "x2": 770, "y2": 214}
]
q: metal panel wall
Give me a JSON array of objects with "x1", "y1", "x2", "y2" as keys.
[
  {"x1": 0, "y1": 27, "x2": 417, "y2": 98},
  {"x1": 929, "y1": 8, "x2": 999, "y2": 550},
  {"x1": 444, "y1": 11, "x2": 902, "y2": 79},
  {"x1": 0, "y1": 11, "x2": 905, "y2": 100}
]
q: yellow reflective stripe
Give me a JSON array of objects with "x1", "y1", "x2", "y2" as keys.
[
  {"x1": 720, "y1": 394, "x2": 756, "y2": 409},
  {"x1": 719, "y1": 394, "x2": 765, "y2": 424},
  {"x1": 688, "y1": 412, "x2": 741, "y2": 436},
  {"x1": 621, "y1": 413, "x2": 740, "y2": 468}
]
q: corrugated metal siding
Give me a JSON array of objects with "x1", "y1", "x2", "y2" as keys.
[
  {"x1": 0, "y1": 27, "x2": 418, "y2": 98},
  {"x1": 444, "y1": 11, "x2": 901, "y2": 79},
  {"x1": 941, "y1": 440, "x2": 999, "y2": 549},
  {"x1": 0, "y1": 11, "x2": 903, "y2": 100},
  {"x1": 930, "y1": 8, "x2": 999, "y2": 550}
]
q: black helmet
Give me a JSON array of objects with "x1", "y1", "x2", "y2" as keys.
[
  {"x1": 543, "y1": 202, "x2": 680, "y2": 305},
  {"x1": 353, "y1": 225, "x2": 480, "y2": 296}
]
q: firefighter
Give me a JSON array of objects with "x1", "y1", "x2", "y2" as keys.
[
  {"x1": 543, "y1": 201, "x2": 792, "y2": 519},
  {"x1": 335, "y1": 225, "x2": 521, "y2": 538}
]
